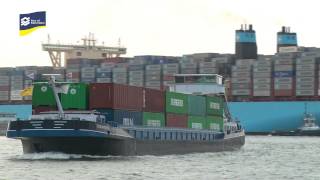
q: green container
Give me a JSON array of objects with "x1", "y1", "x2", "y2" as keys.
[
  {"x1": 188, "y1": 95, "x2": 206, "y2": 116},
  {"x1": 61, "y1": 83, "x2": 88, "y2": 110},
  {"x1": 165, "y1": 91, "x2": 188, "y2": 114},
  {"x1": 143, "y1": 112, "x2": 165, "y2": 127},
  {"x1": 206, "y1": 96, "x2": 224, "y2": 116},
  {"x1": 206, "y1": 116, "x2": 224, "y2": 131},
  {"x1": 32, "y1": 83, "x2": 56, "y2": 107},
  {"x1": 188, "y1": 116, "x2": 206, "y2": 129}
]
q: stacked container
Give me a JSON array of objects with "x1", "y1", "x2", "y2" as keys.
[
  {"x1": 129, "y1": 59, "x2": 145, "y2": 87},
  {"x1": 180, "y1": 58, "x2": 197, "y2": 74},
  {"x1": 32, "y1": 83, "x2": 56, "y2": 113},
  {"x1": 231, "y1": 59, "x2": 254, "y2": 96},
  {"x1": 199, "y1": 61, "x2": 217, "y2": 74},
  {"x1": 65, "y1": 59, "x2": 81, "y2": 83},
  {"x1": 81, "y1": 67, "x2": 96, "y2": 83},
  {"x1": 206, "y1": 96, "x2": 224, "y2": 132},
  {"x1": 142, "y1": 88, "x2": 165, "y2": 127},
  {"x1": 273, "y1": 58, "x2": 294, "y2": 96},
  {"x1": 187, "y1": 95, "x2": 206, "y2": 129},
  {"x1": 61, "y1": 83, "x2": 88, "y2": 109},
  {"x1": 162, "y1": 63, "x2": 179, "y2": 89},
  {"x1": 145, "y1": 64, "x2": 161, "y2": 90},
  {"x1": 0, "y1": 68, "x2": 11, "y2": 101},
  {"x1": 295, "y1": 57, "x2": 316, "y2": 96},
  {"x1": 165, "y1": 91, "x2": 188, "y2": 128},
  {"x1": 112, "y1": 66, "x2": 128, "y2": 85},
  {"x1": 253, "y1": 60, "x2": 272, "y2": 96},
  {"x1": 10, "y1": 69, "x2": 24, "y2": 101}
]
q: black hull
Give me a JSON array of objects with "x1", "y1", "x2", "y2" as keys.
[{"x1": 20, "y1": 135, "x2": 245, "y2": 156}]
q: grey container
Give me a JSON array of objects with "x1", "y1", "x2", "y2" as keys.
[
  {"x1": 232, "y1": 89, "x2": 251, "y2": 96},
  {"x1": 199, "y1": 62, "x2": 216, "y2": 68},
  {"x1": 100, "y1": 62, "x2": 116, "y2": 68},
  {"x1": 113, "y1": 67, "x2": 127, "y2": 73},
  {"x1": 235, "y1": 59, "x2": 255, "y2": 66},
  {"x1": 96, "y1": 78, "x2": 112, "y2": 83},
  {"x1": 128, "y1": 65, "x2": 144, "y2": 71},
  {"x1": 199, "y1": 68, "x2": 217, "y2": 74},
  {"x1": 274, "y1": 77, "x2": 293, "y2": 84},
  {"x1": 211, "y1": 57, "x2": 230, "y2": 63},
  {"x1": 146, "y1": 71, "x2": 161, "y2": 76},
  {"x1": 129, "y1": 59, "x2": 145, "y2": 65},
  {"x1": 296, "y1": 83, "x2": 314, "y2": 90},
  {"x1": 97, "y1": 67, "x2": 112, "y2": 73},
  {"x1": 296, "y1": 64, "x2": 315, "y2": 71},
  {"x1": 81, "y1": 67, "x2": 95, "y2": 73},
  {"x1": 274, "y1": 84, "x2": 292, "y2": 90},
  {"x1": 232, "y1": 71, "x2": 251, "y2": 77},
  {"x1": 253, "y1": 67, "x2": 271, "y2": 72},
  {"x1": 0, "y1": 91, "x2": 9, "y2": 101},
  {"x1": 296, "y1": 77, "x2": 314, "y2": 83},
  {"x1": 296, "y1": 71, "x2": 315, "y2": 77},
  {"x1": 253, "y1": 90, "x2": 271, "y2": 97},
  {"x1": 163, "y1": 63, "x2": 179, "y2": 69},
  {"x1": 232, "y1": 65, "x2": 251, "y2": 71},
  {"x1": 129, "y1": 81, "x2": 144, "y2": 87},
  {"x1": 145, "y1": 86, "x2": 161, "y2": 90},
  {"x1": 146, "y1": 65, "x2": 161, "y2": 71},
  {"x1": 81, "y1": 72, "x2": 95, "y2": 79},
  {"x1": 163, "y1": 69, "x2": 179, "y2": 75},
  {"x1": 114, "y1": 110, "x2": 143, "y2": 126},
  {"x1": 180, "y1": 63, "x2": 197, "y2": 69},
  {"x1": 145, "y1": 81, "x2": 161, "y2": 86},
  {"x1": 274, "y1": 65, "x2": 293, "y2": 71},
  {"x1": 11, "y1": 83, "x2": 23, "y2": 90},
  {"x1": 129, "y1": 71, "x2": 144, "y2": 76},
  {"x1": 231, "y1": 77, "x2": 251, "y2": 83},
  {"x1": 296, "y1": 57, "x2": 316, "y2": 64},
  {"x1": 254, "y1": 84, "x2": 270, "y2": 90},
  {"x1": 253, "y1": 72, "x2": 271, "y2": 78},
  {"x1": 112, "y1": 73, "x2": 127, "y2": 79},
  {"x1": 180, "y1": 69, "x2": 197, "y2": 74},
  {"x1": 66, "y1": 68, "x2": 80, "y2": 73},
  {"x1": 254, "y1": 61, "x2": 272, "y2": 66},
  {"x1": 296, "y1": 90, "x2": 315, "y2": 96},
  {"x1": 253, "y1": 78, "x2": 271, "y2": 84},
  {"x1": 129, "y1": 76, "x2": 144, "y2": 82},
  {"x1": 115, "y1": 63, "x2": 129, "y2": 68},
  {"x1": 274, "y1": 59, "x2": 293, "y2": 65},
  {"x1": 146, "y1": 75, "x2": 161, "y2": 81},
  {"x1": 232, "y1": 83, "x2": 251, "y2": 89}
]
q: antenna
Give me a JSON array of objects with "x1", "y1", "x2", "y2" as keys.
[{"x1": 118, "y1": 37, "x2": 121, "y2": 47}]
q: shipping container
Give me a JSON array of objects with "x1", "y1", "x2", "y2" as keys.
[
  {"x1": 206, "y1": 116, "x2": 223, "y2": 131},
  {"x1": 235, "y1": 59, "x2": 255, "y2": 66},
  {"x1": 165, "y1": 91, "x2": 188, "y2": 114},
  {"x1": 296, "y1": 83, "x2": 314, "y2": 89},
  {"x1": 273, "y1": 71, "x2": 294, "y2": 78},
  {"x1": 231, "y1": 89, "x2": 251, "y2": 96},
  {"x1": 274, "y1": 59, "x2": 293, "y2": 65},
  {"x1": 253, "y1": 84, "x2": 270, "y2": 89},
  {"x1": 254, "y1": 61, "x2": 272, "y2": 66},
  {"x1": 98, "y1": 109, "x2": 143, "y2": 126},
  {"x1": 163, "y1": 63, "x2": 179, "y2": 69},
  {"x1": 253, "y1": 72, "x2": 271, "y2": 78},
  {"x1": 10, "y1": 90, "x2": 23, "y2": 101},
  {"x1": 166, "y1": 113, "x2": 188, "y2": 128},
  {"x1": 143, "y1": 88, "x2": 164, "y2": 113},
  {"x1": 146, "y1": 64, "x2": 161, "y2": 71},
  {"x1": 0, "y1": 91, "x2": 9, "y2": 101},
  {"x1": 232, "y1": 65, "x2": 251, "y2": 71},
  {"x1": 199, "y1": 68, "x2": 217, "y2": 74},
  {"x1": 296, "y1": 71, "x2": 315, "y2": 77},
  {"x1": 231, "y1": 83, "x2": 251, "y2": 89},
  {"x1": 274, "y1": 90, "x2": 293, "y2": 96},
  {"x1": 274, "y1": 84, "x2": 292, "y2": 90},
  {"x1": 231, "y1": 77, "x2": 251, "y2": 84},
  {"x1": 296, "y1": 77, "x2": 315, "y2": 83},
  {"x1": 188, "y1": 116, "x2": 206, "y2": 129},
  {"x1": 253, "y1": 78, "x2": 271, "y2": 84},
  {"x1": 61, "y1": 83, "x2": 88, "y2": 110},
  {"x1": 296, "y1": 57, "x2": 316, "y2": 64},
  {"x1": 180, "y1": 69, "x2": 197, "y2": 74},
  {"x1": 231, "y1": 71, "x2": 251, "y2": 77},
  {"x1": 296, "y1": 64, "x2": 315, "y2": 71},
  {"x1": 145, "y1": 81, "x2": 161, "y2": 86},
  {"x1": 188, "y1": 95, "x2": 206, "y2": 116},
  {"x1": 199, "y1": 62, "x2": 216, "y2": 68},
  {"x1": 274, "y1": 77, "x2": 293, "y2": 84},
  {"x1": 253, "y1": 67, "x2": 271, "y2": 72},
  {"x1": 296, "y1": 89, "x2": 315, "y2": 96},
  {"x1": 274, "y1": 65, "x2": 293, "y2": 71},
  {"x1": 253, "y1": 90, "x2": 271, "y2": 96},
  {"x1": 143, "y1": 112, "x2": 165, "y2": 127},
  {"x1": 32, "y1": 84, "x2": 56, "y2": 107},
  {"x1": 206, "y1": 96, "x2": 223, "y2": 116},
  {"x1": 89, "y1": 83, "x2": 143, "y2": 111}
]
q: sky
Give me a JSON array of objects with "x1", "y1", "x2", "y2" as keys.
[{"x1": 1, "y1": 0, "x2": 320, "y2": 67}]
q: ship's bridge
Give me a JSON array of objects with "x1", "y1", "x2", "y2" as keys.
[{"x1": 169, "y1": 74, "x2": 225, "y2": 95}]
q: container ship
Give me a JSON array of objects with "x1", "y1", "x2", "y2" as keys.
[
  {"x1": 6, "y1": 74, "x2": 244, "y2": 155},
  {"x1": 1, "y1": 25, "x2": 320, "y2": 134}
]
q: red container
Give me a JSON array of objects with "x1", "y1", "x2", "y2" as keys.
[
  {"x1": 166, "y1": 113, "x2": 188, "y2": 128},
  {"x1": 0, "y1": 86, "x2": 10, "y2": 91},
  {"x1": 32, "y1": 106, "x2": 56, "y2": 114},
  {"x1": 127, "y1": 85, "x2": 143, "y2": 111},
  {"x1": 274, "y1": 90, "x2": 293, "y2": 96},
  {"x1": 143, "y1": 88, "x2": 164, "y2": 112},
  {"x1": 89, "y1": 83, "x2": 143, "y2": 111}
]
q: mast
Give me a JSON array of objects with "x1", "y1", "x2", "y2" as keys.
[{"x1": 48, "y1": 76, "x2": 64, "y2": 119}]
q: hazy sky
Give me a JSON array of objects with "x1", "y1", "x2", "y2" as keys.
[{"x1": 2, "y1": 0, "x2": 320, "y2": 67}]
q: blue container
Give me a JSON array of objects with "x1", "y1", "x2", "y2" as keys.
[
  {"x1": 273, "y1": 71, "x2": 294, "y2": 78},
  {"x1": 97, "y1": 109, "x2": 143, "y2": 126}
]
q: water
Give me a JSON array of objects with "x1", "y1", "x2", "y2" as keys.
[{"x1": 0, "y1": 136, "x2": 319, "y2": 180}]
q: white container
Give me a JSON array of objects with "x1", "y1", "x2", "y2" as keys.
[
  {"x1": 232, "y1": 65, "x2": 251, "y2": 71},
  {"x1": 296, "y1": 83, "x2": 314, "y2": 90},
  {"x1": 231, "y1": 83, "x2": 251, "y2": 89},
  {"x1": 199, "y1": 68, "x2": 217, "y2": 74},
  {"x1": 231, "y1": 77, "x2": 251, "y2": 84},
  {"x1": 296, "y1": 71, "x2": 315, "y2": 77},
  {"x1": 253, "y1": 84, "x2": 270, "y2": 90},
  {"x1": 274, "y1": 77, "x2": 292, "y2": 84},
  {"x1": 254, "y1": 61, "x2": 272, "y2": 66},
  {"x1": 231, "y1": 71, "x2": 251, "y2": 77},
  {"x1": 232, "y1": 89, "x2": 251, "y2": 96},
  {"x1": 274, "y1": 84, "x2": 292, "y2": 90},
  {"x1": 296, "y1": 64, "x2": 315, "y2": 71},
  {"x1": 296, "y1": 90, "x2": 315, "y2": 96},
  {"x1": 146, "y1": 64, "x2": 161, "y2": 71},
  {"x1": 253, "y1": 72, "x2": 271, "y2": 78},
  {"x1": 253, "y1": 78, "x2": 271, "y2": 84},
  {"x1": 199, "y1": 62, "x2": 216, "y2": 68},
  {"x1": 296, "y1": 77, "x2": 315, "y2": 83},
  {"x1": 253, "y1": 90, "x2": 271, "y2": 97},
  {"x1": 96, "y1": 78, "x2": 112, "y2": 83},
  {"x1": 274, "y1": 59, "x2": 293, "y2": 65},
  {"x1": 235, "y1": 59, "x2": 255, "y2": 66},
  {"x1": 274, "y1": 65, "x2": 293, "y2": 71},
  {"x1": 253, "y1": 67, "x2": 271, "y2": 72},
  {"x1": 296, "y1": 57, "x2": 316, "y2": 64}
]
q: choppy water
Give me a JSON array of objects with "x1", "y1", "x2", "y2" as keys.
[{"x1": 0, "y1": 136, "x2": 320, "y2": 180}]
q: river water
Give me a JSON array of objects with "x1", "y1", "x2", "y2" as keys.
[{"x1": 0, "y1": 136, "x2": 319, "y2": 180}]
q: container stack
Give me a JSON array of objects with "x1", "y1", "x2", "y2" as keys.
[
  {"x1": 199, "y1": 61, "x2": 217, "y2": 74},
  {"x1": 61, "y1": 83, "x2": 88, "y2": 110},
  {"x1": 162, "y1": 63, "x2": 179, "y2": 89},
  {"x1": 273, "y1": 58, "x2": 294, "y2": 96},
  {"x1": 32, "y1": 83, "x2": 57, "y2": 114},
  {"x1": 231, "y1": 59, "x2": 254, "y2": 97},
  {"x1": 23, "y1": 67, "x2": 38, "y2": 101},
  {"x1": 187, "y1": 95, "x2": 206, "y2": 129},
  {"x1": 112, "y1": 65, "x2": 128, "y2": 85},
  {"x1": 65, "y1": 59, "x2": 81, "y2": 83},
  {"x1": 165, "y1": 91, "x2": 188, "y2": 128},
  {"x1": 145, "y1": 64, "x2": 162, "y2": 90},
  {"x1": 205, "y1": 96, "x2": 224, "y2": 132},
  {"x1": 180, "y1": 58, "x2": 197, "y2": 74},
  {"x1": 96, "y1": 62, "x2": 114, "y2": 83},
  {"x1": 142, "y1": 88, "x2": 165, "y2": 127},
  {"x1": 0, "y1": 68, "x2": 11, "y2": 101},
  {"x1": 10, "y1": 69, "x2": 24, "y2": 101},
  {"x1": 295, "y1": 56, "x2": 316, "y2": 96},
  {"x1": 81, "y1": 67, "x2": 96, "y2": 83},
  {"x1": 128, "y1": 59, "x2": 145, "y2": 87},
  {"x1": 253, "y1": 60, "x2": 272, "y2": 97}
]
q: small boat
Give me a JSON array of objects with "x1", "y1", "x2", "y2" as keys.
[{"x1": 296, "y1": 112, "x2": 320, "y2": 136}]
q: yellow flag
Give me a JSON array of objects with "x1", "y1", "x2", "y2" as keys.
[{"x1": 20, "y1": 86, "x2": 33, "y2": 97}]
